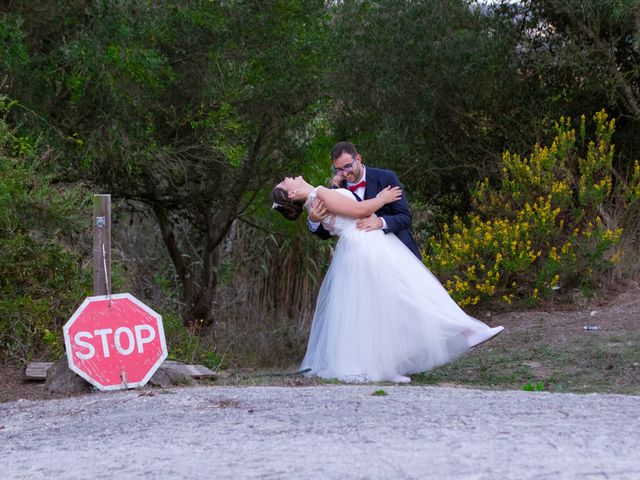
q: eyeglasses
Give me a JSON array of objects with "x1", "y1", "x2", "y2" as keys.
[{"x1": 333, "y1": 159, "x2": 356, "y2": 175}]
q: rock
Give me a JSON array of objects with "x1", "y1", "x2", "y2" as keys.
[
  {"x1": 148, "y1": 368, "x2": 173, "y2": 388},
  {"x1": 45, "y1": 357, "x2": 92, "y2": 395},
  {"x1": 45, "y1": 358, "x2": 197, "y2": 393},
  {"x1": 149, "y1": 364, "x2": 196, "y2": 388},
  {"x1": 164, "y1": 367, "x2": 196, "y2": 387}
]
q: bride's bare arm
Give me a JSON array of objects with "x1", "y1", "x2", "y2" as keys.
[{"x1": 315, "y1": 186, "x2": 402, "y2": 219}]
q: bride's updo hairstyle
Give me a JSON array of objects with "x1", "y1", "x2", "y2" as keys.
[{"x1": 271, "y1": 187, "x2": 304, "y2": 221}]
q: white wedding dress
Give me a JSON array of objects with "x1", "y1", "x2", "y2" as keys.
[{"x1": 300, "y1": 188, "x2": 503, "y2": 382}]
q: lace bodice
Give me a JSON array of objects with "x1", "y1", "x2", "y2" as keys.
[{"x1": 305, "y1": 187, "x2": 359, "y2": 236}]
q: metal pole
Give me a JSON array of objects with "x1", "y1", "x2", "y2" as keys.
[{"x1": 92, "y1": 194, "x2": 111, "y2": 296}]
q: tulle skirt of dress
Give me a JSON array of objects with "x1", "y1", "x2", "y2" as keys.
[{"x1": 300, "y1": 228, "x2": 494, "y2": 382}]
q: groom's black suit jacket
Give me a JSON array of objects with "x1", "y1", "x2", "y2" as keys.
[{"x1": 312, "y1": 166, "x2": 422, "y2": 260}]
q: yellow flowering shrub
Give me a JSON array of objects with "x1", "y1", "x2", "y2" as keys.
[
  {"x1": 626, "y1": 160, "x2": 640, "y2": 204},
  {"x1": 425, "y1": 111, "x2": 639, "y2": 308}
]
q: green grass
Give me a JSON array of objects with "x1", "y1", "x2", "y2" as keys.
[
  {"x1": 522, "y1": 381, "x2": 546, "y2": 391},
  {"x1": 411, "y1": 330, "x2": 640, "y2": 394},
  {"x1": 204, "y1": 316, "x2": 640, "y2": 395},
  {"x1": 208, "y1": 330, "x2": 640, "y2": 394}
]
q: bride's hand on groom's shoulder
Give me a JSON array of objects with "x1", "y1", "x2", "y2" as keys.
[{"x1": 377, "y1": 186, "x2": 402, "y2": 204}]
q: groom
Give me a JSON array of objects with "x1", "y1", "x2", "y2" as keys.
[{"x1": 308, "y1": 141, "x2": 422, "y2": 260}]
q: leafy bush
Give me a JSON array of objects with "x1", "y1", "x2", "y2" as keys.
[
  {"x1": 0, "y1": 96, "x2": 91, "y2": 363},
  {"x1": 162, "y1": 311, "x2": 222, "y2": 370},
  {"x1": 425, "y1": 111, "x2": 639, "y2": 308}
]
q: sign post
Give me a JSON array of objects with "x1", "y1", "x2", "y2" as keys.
[
  {"x1": 93, "y1": 194, "x2": 111, "y2": 296},
  {"x1": 61, "y1": 194, "x2": 168, "y2": 391}
]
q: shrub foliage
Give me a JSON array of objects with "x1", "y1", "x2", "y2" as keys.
[
  {"x1": 0, "y1": 97, "x2": 91, "y2": 363},
  {"x1": 425, "y1": 111, "x2": 640, "y2": 308}
]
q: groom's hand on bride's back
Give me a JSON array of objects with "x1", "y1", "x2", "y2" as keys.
[
  {"x1": 308, "y1": 200, "x2": 329, "y2": 223},
  {"x1": 356, "y1": 217, "x2": 383, "y2": 231}
]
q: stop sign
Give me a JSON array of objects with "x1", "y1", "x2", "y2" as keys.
[{"x1": 63, "y1": 293, "x2": 168, "y2": 391}]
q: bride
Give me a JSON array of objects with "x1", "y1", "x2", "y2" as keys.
[{"x1": 272, "y1": 176, "x2": 503, "y2": 383}]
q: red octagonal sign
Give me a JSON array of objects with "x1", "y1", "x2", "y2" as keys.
[{"x1": 63, "y1": 293, "x2": 168, "y2": 391}]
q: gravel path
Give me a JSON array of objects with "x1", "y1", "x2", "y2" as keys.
[{"x1": 1, "y1": 385, "x2": 639, "y2": 479}]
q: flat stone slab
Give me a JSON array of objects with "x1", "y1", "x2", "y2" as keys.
[{"x1": 0, "y1": 385, "x2": 639, "y2": 479}]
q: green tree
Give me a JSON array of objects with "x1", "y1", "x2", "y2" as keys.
[
  {"x1": 326, "y1": 0, "x2": 640, "y2": 213},
  {"x1": 2, "y1": 1, "x2": 331, "y2": 327},
  {"x1": 326, "y1": 0, "x2": 534, "y2": 205},
  {"x1": 495, "y1": 0, "x2": 640, "y2": 163}
]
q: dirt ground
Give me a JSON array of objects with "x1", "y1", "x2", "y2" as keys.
[
  {"x1": 0, "y1": 365, "x2": 62, "y2": 403},
  {"x1": 2, "y1": 286, "x2": 639, "y2": 403}
]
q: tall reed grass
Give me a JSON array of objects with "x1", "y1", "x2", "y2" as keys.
[{"x1": 115, "y1": 208, "x2": 331, "y2": 369}]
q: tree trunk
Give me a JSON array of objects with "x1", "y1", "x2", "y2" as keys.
[
  {"x1": 154, "y1": 204, "x2": 225, "y2": 328},
  {"x1": 151, "y1": 121, "x2": 271, "y2": 328},
  {"x1": 183, "y1": 242, "x2": 220, "y2": 329}
]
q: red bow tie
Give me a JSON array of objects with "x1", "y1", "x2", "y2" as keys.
[{"x1": 347, "y1": 181, "x2": 366, "y2": 192}]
